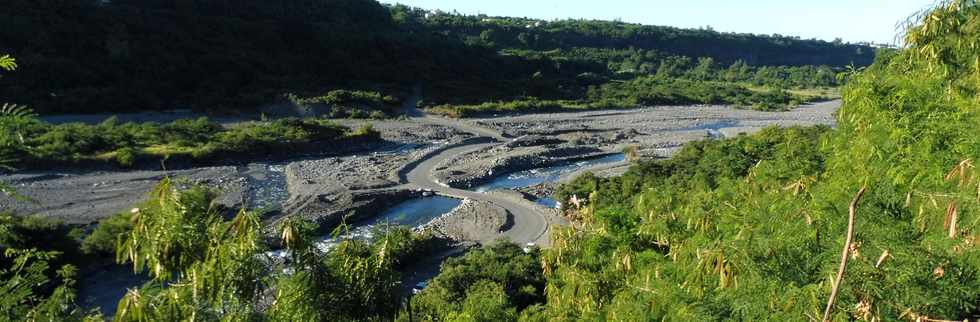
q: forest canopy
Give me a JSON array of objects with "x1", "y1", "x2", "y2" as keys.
[{"x1": 0, "y1": 0, "x2": 873, "y2": 114}]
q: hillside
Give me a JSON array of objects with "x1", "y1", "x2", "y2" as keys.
[
  {"x1": 0, "y1": 0, "x2": 873, "y2": 114},
  {"x1": 395, "y1": 6, "x2": 874, "y2": 67}
]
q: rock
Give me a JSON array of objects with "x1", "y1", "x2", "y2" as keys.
[
  {"x1": 517, "y1": 182, "x2": 557, "y2": 199},
  {"x1": 433, "y1": 144, "x2": 606, "y2": 188},
  {"x1": 505, "y1": 135, "x2": 564, "y2": 148},
  {"x1": 424, "y1": 199, "x2": 511, "y2": 244},
  {"x1": 277, "y1": 189, "x2": 418, "y2": 234}
]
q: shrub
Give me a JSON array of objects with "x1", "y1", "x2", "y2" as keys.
[
  {"x1": 369, "y1": 110, "x2": 388, "y2": 119},
  {"x1": 81, "y1": 212, "x2": 133, "y2": 257},
  {"x1": 112, "y1": 147, "x2": 138, "y2": 167},
  {"x1": 352, "y1": 123, "x2": 379, "y2": 138},
  {"x1": 289, "y1": 90, "x2": 398, "y2": 119},
  {"x1": 408, "y1": 242, "x2": 545, "y2": 320},
  {"x1": 0, "y1": 213, "x2": 86, "y2": 268}
]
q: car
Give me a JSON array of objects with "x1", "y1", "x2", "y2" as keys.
[{"x1": 523, "y1": 242, "x2": 536, "y2": 253}]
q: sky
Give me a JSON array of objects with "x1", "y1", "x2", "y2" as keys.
[{"x1": 379, "y1": 0, "x2": 937, "y2": 45}]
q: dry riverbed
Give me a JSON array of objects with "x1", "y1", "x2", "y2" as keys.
[
  {"x1": 3, "y1": 101, "x2": 839, "y2": 316},
  {"x1": 1, "y1": 101, "x2": 838, "y2": 238}
]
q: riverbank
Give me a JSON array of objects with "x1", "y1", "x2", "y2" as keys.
[{"x1": 1, "y1": 101, "x2": 839, "y2": 234}]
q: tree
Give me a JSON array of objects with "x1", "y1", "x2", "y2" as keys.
[
  {"x1": 2, "y1": 54, "x2": 94, "y2": 318},
  {"x1": 517, "y1": 32, "x2": 531, "y2": 47},
  {"x1": 531, "y1": 2, "x2": 980, "y2": 320},
  {"x1": 689, "y1": 57, "x2": 716, "y2": 81},
  {"x1": 479, "y1": 29, "x2": 497, "y2": 47},
  {"x1": 448, "y1": 281, "x2": 518, "y2": 322},
  {"x1": 723, "y1": 60, "x2": 751, "y2": 82},
  {"x1": 0, "y1": 249, "x2": 95, "y2": 321},
  {"x1": 655, "y1": 56, "x2": 691, "y2": 78},
  {"x1": 407, "y1": 242, "x2": 545, "y2": 321},
  {"x1": 113, "y1": 178, "x2": 268, "y2": 321},
  {"x1": 112, "y1": 178, "x2": 428, "y2": 321},
  {"x1": 0, "y1": 55, "x2": 26, "y2": 198}
]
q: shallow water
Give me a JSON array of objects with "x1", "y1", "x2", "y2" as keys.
[
  {"x1": 473, "y1": 153, "x2": 626, "y2": 192},
  {"x1": 315, "y1": 196, "x2": 462, "y2": 250},
  {"x1": 535, "y1": 197, "x2": 559, "y2": 208},
  {"x1": 675, "y1": 120, "x2": 738, "y2": 139},
  {"x1": 247, "y1": 163, "x2": 288, "y2": 211},
  {"x1": 675, "y1": 119, "x2": 737, "y2": 131},
  {"x1": 362, "y1": 196, "x2": 462, "y2": 228}
]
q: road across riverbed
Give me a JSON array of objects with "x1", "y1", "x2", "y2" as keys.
[
  {"x1": 402, "y1": 143, "x2": 556, "y2": 246},
  {"x1": 396, "y1": 100, "x2": 560, "y2": 246}
]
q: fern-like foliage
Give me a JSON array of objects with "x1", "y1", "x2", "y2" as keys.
[
  {"x1": 0, "y1": 104, "x2": 36, "y2": 172},
  {"x1": 0, "y1": 55, "x2": 15, "y2": 72},
  {"x1": 0, "y1": 153, "x2": 14, "y2": 172},
  {"x1": 0, "y1": 103, "x2": 35, "y2": 198},
  {"x1": 0, "y1": 104, "x2": 36, "y2": 120},
  {"x1": 0, "y1": 249, "x2": 92, "y2": 320}
]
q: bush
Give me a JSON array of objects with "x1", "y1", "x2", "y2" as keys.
[
  {"x1": 112, "y1": 147, "x2": 138, "y2": 167},
  {"x1": 426, "y1": 76, "x2": 809, "y2": 117},
  {"x1": 0, "y1": 213, "x2": 86, "y2": 269},
  {"x1": 407, "y1": 241, "x2": 545, "y2": 320},
  {"x1": 81, "y1": 212, "x2": 133, "y2": 256},
  {"x1": 369, "y1": 110, "x2": 388, "y2": 119},
  {"x1": 290, "y1": 90, "x2": 398, "y2": 119},
  {"x1": 352, "y1": 124, "x2": 379, "y2": 138}
]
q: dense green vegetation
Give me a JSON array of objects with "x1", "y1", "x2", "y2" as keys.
[
  {"x1": 0, "y1": 51, "x2": 383, "y2": 170},
  {"x1": 0, "y1": 114, "x2": 380, "y2": 169},
  {"x1": 0, "y1": 0, "x2": 498, "y2": 113},
  {"x1": 1, "y1": 179, "x2": 446, "y2": 320},
  {"x1": 429, "y1": 76, "x2": 824, "y2": 117},
  {"x1": 495, "y1": 48, "x2": 844, "y2": 88},
  {"x1": 406, "y1": 242, "x2": 545, "y2": 321},
  {"x1": 434, "y1": 2, "x2": 977, "y2": 320},
  {"x1": 391, "y1": 5, "x2": 856, "y2": 115},
  {"x1": 0, "y1": 55, "x2": 24, "y2": 197},
  {"x1": 284, "y1": 89, "x2": 400, "y2": 119},
  {"x1": 1, "y1": 248, "x2": 95, "y2": 320},
  {"x1": 7, "y1": 1, "x2": 978, "y2": 321},
  {"x1": 0, "y1": 0, "x2": 869, "y2": 115},
  {"x1": 395, "y1": 6, "x2": 873, "y2": 67},
  {"x1": 0, "y1": 214, "x2": 87, "y2": 270}
]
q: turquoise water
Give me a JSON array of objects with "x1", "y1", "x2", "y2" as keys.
[
  {"x1": 535, "y1": 197, "x2": 559, "y2": 208},
  {"x1": 676, "y1": 120, "x2": 737, "y2": 131},
  {"x1": 675, "y1": 120, "x2": 737, "y2": 139},
  {"x1": 473, "y1": 153, "x2": 626, "y2": 192},
  {"x1": 316, "y1": 196, "x2": 462, "y2": 249},
  {"x1": 364, "y1": 196, "x2": 462, "y2": 228}
]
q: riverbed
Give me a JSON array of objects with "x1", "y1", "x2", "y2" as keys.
[{"x1": 15, "y1": 100, "x2": 840, "y2": 315}]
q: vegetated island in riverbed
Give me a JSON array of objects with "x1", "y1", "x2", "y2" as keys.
[{"x1": 0, "y1": 115, "x2": 383, "y2": 170}]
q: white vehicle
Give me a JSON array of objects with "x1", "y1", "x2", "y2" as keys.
[{"x1": 523, "y1": 242, "x2": 536, "y2": 253}]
